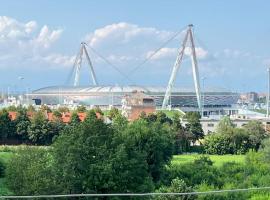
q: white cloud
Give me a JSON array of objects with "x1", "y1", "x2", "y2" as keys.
[
  {"x1": 145, "y1": 47, "x2": 208, "y2": 61},
  {"x1": 85, "y1": 22, "x2": 174, "y2": 48},
  {"x1": 41, "y1": 54, "x2": 76, "y2": 66},
  {"x1": 184, "y1": 47, "x2": 208, "y2": 59},
  {"x1": 0, "y1": 16, "x2": 69, "y2": 68},
  {"x1": 34, "y1": 25, "x2": 63, "y2": 48},
  {"x1": 146, "y1": 48, "x2": 177, "y2": 60},
  {"x1": 83, "y1": 22, "x2": 209, "y2": 69}
]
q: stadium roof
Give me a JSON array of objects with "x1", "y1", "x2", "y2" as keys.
[{"x1": 32, "y1": 85, "x2": 237, "y2": 95}]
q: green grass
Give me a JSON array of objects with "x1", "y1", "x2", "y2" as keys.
[
  {"x1": 159, "y1": 110, "x2": 184, "y2": 119},
  {"x1": 0, "y1": 152, "x2": 13, "y2": 164},
  {"x1": 172, "y1": 154, "x2": 245, "y2": 167},
  {"x1": 0, "y1": 151, "x2": 13, "y2": 195}
]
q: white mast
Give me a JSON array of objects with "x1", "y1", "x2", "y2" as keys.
[
  {"x1": 162, "y1": 24, "x2": 202, "y2": 111},
  {"x1": 73, "y1": 42, "x2": 98, "y2": 86}
]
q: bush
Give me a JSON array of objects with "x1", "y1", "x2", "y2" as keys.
[
  {"x1": 5, "y1": 147, "x2": 59, "y2": 195},
  {"x1": 167, "y1": 156, "x2": 223, "y2": 187},
  {"x1": 203, "y1": 134, "x2": 233, "y2": 155}
]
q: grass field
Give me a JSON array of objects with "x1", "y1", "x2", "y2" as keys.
[
  {"x1": 0, "y1": 151, "x2": 13, "y2": 195},
  {"x1": 172, "y1": 154, "x2": 245, "y2": 167},
  {"x1": 0, "y1": 152, "x2": 13, "y2": 164}
]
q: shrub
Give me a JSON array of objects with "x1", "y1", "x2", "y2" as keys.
[
  {"x1": 203, "y1": 134, "x2": 232, "y2": 155},
  {"x1": 5, "y1": 147, "x2": 59, "y2": 195}
]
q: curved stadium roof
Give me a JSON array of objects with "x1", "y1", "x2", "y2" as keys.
[{"x1": 32, "y1": 85, "x2": 236, "y2": 95}]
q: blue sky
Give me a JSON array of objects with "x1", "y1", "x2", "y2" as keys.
[{"x1": 0, "y1": 0, "x2": 269, "y2": 93}]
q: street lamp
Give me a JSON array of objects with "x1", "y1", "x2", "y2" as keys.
[
  {"x1": 201, "y1": 77, "x2": 206, "y2": 117},
  {"x1": 18, "y1": 76, "x2": 25, "y2": 105},
  {"x1": 267, "y1": 68, "x2": 270, "y2": 118}
]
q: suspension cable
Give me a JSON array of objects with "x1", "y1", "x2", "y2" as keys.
[
  {"x1": 126, "y1": 25, "x2": 188, "y2": 78},
  {"x1": 85, "y1": 44, "x2": 133, "y2": 83}
]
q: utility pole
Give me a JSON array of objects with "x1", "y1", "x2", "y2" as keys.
[
  {"x1": 201, "y1": 77, "x2": 206, "y2": 117},
  {"x1": 267, "y1": 68, "x2": 270, "y2": 118}
]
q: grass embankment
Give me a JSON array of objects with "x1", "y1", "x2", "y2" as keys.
[{"x1": 172, "y1": 154, "x2": 245, "y2": 167}]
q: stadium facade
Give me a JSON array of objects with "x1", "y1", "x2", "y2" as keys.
[{"x1": 28, "y1": 85, "x2": 239, "y2": 109}]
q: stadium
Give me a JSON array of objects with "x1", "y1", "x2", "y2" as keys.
[
  {"x1": 29, "y1": 85, "x2": 239, "y2": 108},
  {"x1": 28, "y1": 26, "x2": 239, "y2": 112}
]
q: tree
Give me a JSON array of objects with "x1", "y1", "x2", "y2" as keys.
[
  {"x1": 108, "y1": 107, "x2": 120, "y2": 120},
  {"x1": 27, "y1": 111, "x2": 54, "y2": 145},
  {"x1": 0, "y1": 109, "x2": 15, "y2": 140},
  {"x1": 243, "y1": 121, "x2": 267, "y2": 150},
  {"x1": 57, "y1": 106, "x2": 69, "y2": 113},
  {"x1": 185, "y1": 112, "x2": 204, "y2": 142},
  {"x1": 123, "y1": 119, "x2": 174, "y2": 182},
  {"x1": 52, "y1": 110, "x2": 62, "y2": 120},
  {"x1": 76, "y1": 105, "x2": 86, "y2": 113},
  {"x1": 203, "y1": 133, "x2": 233, "y2": 154},
  {"x1": 15, "y1": 108, "x2": 31, "y2": 142},
  {"x1": 216, "y1": 116, "x2": 235, "y2": 134},
  {"x1": 93, "y1": 106, "x2": 104, "y2": 116},
  {"x1": 172, "y1": 113, "x2": 192, "y2": 154},
  {"x1": 70, "y1": 112, "x2": 80, "y2": 125},
  {"x1": 52, "y1": 115, "x2": 154, "y2": 194},
  {"x1": 156, "y1": 178, "x2": 195, "y2": 200},
  {"x1": 27, "y1": 105, "x2": 36, "y2": 112},
  {"x1": 40, "y1": 105, "x2": 52, "y2": 113},
  {"x1": 6, "y1": 147, "x2": 60, "y2": 195}
]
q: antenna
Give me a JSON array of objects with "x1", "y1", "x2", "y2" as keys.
[
  {"x1": 73, "y1": 42, "x2": 98, "y2": 86},
  {"x1": 162, "y1": 24, "x2": 202, "y2": 111}
]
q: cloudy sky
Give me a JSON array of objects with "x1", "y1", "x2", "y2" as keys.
[{"x1": 0, "y1": 0, "x2": 269, "y2": 93}]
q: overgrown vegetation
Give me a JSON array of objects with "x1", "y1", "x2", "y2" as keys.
[
  {"x1": 0, "y1": 108, "x2": 269, "y2": 199},
  {"x1": 203, "y1": 116, "x2": 267, "y2": 154}
]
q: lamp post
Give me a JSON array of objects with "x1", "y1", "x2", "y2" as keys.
[
  {"x1": 18, "y1": 76, "x2": 24, "y2": 105},
  {"x1": 201, "y1": 77, "x2": 206, "y2": 117},
  {"x1": 267, "y1": 68, "x2": 270, "y2": 118}
]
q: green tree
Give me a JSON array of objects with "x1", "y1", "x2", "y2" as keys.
[
  {"x1": 185, "y1": 112, "x2": 204, "y2": 142},
  {"x1": 52, "y1": 110, "x2": 62, "y2": 119},
  {"x1": 6, "y1": 147, "x2": 60, "y2": 195},
  {"x1": 93, "y1": 106, "x2": 104, "y2": 116},
  {"x1": 216, "y1": 116, "x2": 235, "y2": 134},
  {"x1": 123, "y1": 119, "x2": 174, "y2": 182},
  {"x1": 156, "y1": 178, "x2": 195, "y2": 200},
  {"x1": 0, "y1": 109, "x2": 15, "y2": 140},
  {"x1": 76, "y1": 105, "x2": 86, "y2": 113},
  {"x1": 27, "y1": 105, "x2": 36, "y2": 112},
  {"x1": 57, "y1": 106, "x2": 69, "y2": 113},
  {"x1": 27, "y1": 111, "x2": 55, "y2": 145},
  {"x1": 243, "y1": 121, "x2": 267, "y2": 150},
  {"x1": 108, "y1": 107, "x2": 120, "y2": 120},
  {"x1": 52, "y1": 114, "x2": 154, "y2": 194},
  {"x1": 70, "y1": 112, "x2": 80, "y2": 125},
  {"x1": 172, "y1": 113, "x2": 192, "y2": 153},
  {"x1": 40, "y1": 105, "x2": 52, "y2": 113},
  {"x1": 203, "y1": 133, "x2": 232, "y2": 154},
  {"x1": 15, "y1": 108, "x2": 30, "y2": 142}
]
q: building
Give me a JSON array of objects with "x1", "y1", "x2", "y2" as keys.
[
  {"x1": 28, "y1": 85, "x2": 239, "y2": 111},
  {"x1": 182, "y1": 115, "x2": 270, "y2": 134},
  {"x1": 121, "y1": 91, "x2": 155, "y2": 121}
]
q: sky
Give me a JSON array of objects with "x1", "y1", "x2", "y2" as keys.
[{"x1": 0, "y1": 0, "x2": 269, "y2": 93}]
